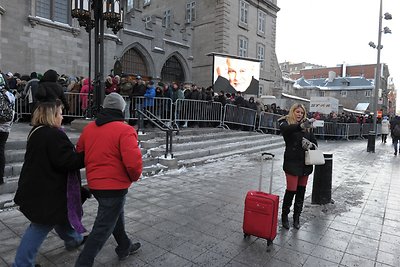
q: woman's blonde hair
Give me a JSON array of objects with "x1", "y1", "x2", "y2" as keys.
[
  {"x1": 285, "y1": 103, "x2": 307, "y2": 125},
  {"x1": 31, "y1": 100, "x2": 63, "y2": 127}
]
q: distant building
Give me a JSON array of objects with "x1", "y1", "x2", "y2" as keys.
[{"x1": 279, "y1": 61, "x2": 325, "y2": 80}]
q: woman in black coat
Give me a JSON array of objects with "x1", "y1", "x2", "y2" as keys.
[
  {"x1": 278, "y1": 103, "x2": 317, "y2": 230},
  {"x1": 13, "y1": 100, "x2": 85, "y2": 267}
]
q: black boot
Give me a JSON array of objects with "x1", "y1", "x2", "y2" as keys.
[
  {"x1": 293, "y1": 186, "x2": 306, "y2": 229},
  {"x1": 281, "y1": 190, "x2": 296, "y2": 229}
]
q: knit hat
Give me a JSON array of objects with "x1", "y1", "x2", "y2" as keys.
[
  {"x1": 102, "y1": 92, "x2": 126, "y2": 112},
  {"x1": 42, "y1": 69, "x2": 58, "y2": 82}
]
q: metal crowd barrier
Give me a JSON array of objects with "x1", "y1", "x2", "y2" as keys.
[
  {"x1": 14, "y1": 92, "x2": 89, "y2": 120},
  {"x1": 174, "y1": 99, "x2": 223, "y2": 128},
  {"x1": 128, "y1": 96, "x2": 173, "y2": 124},
  {"x1": 258, "y1": 111, "x2": 281, "y2": 134},
  {"x1": 313, "y1": 122, "x2": 349, "y2": 140},
  {"x1": 221, "y1": 104, "x2": 257, "y2": 130},
  {"x1": 13, "y1": 92, "x2": 384, "y2": 142}
]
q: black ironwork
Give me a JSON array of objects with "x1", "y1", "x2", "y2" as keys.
[
  {"x1": 135, "y1": 108, "x2": 179, "y2": 158},
  {"x1": 71, "y1": 0, "x2": 124, "y2": 117}
]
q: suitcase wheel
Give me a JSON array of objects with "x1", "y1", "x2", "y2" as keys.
[
  {"x1": 243, "y1": 233, "x2": 250, "y2": 238},
  {"x1": 267, "y1": 240, "x2": 273, "y2": 246}
]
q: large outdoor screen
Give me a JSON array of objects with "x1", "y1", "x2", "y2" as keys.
[{"x1": 213, "y1": 54, "x2": 260, "y2": 94}]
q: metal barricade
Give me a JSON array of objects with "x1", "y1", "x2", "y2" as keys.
[
  {"x1": 313, "y1": 122, "x2": 349, "y2": 140},
  {"x1": 361, "y1": 123, "x2": 374, "y2": 137},
  {"x1": 347, "y1": 123, "x2": 363, "y2": 139},
  {"x1": 258, "y1": 111, "x2": 281, "y2": 134},
  {"x1": 174, "y1": 99, "x2": 223, "y2": 127},
  {"x1": 65, "y1": 92, "x2": 87, "y2": 118},
  {"x1": 222, "y1": 104, "x2": 257, "y2": 130},
  {"x1": 129, "y1": 96, "x2": 173, "y2": 124},
  {"x1": 14, "y1": 96, "x2": 30, "y2": 121}
]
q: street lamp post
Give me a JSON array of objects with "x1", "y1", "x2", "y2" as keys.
[
  {"x1": 71, "y1": 0, "x2": 124, "y2": 117},
  {"x1": 367, "y1": 0, "x2": 392, "y2": 152}
]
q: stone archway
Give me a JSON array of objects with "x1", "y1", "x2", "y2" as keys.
[
  {"x1": 120, "y1": 48, "x2": 148, "y2": 77},
  {"x1": 161, "y1": 55, "x2": 185, "y2": 83}
]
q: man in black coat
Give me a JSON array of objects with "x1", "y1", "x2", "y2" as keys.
[{"x1": 390, "y1": 115, "x2": 400, "y2": 155}]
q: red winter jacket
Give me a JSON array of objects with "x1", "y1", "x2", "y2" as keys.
[{"x1": 76, "y1": 120, "x2": 142, "y2": 190}]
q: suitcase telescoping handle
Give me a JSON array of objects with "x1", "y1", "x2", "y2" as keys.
[{"x1": 259, "y1": 152, "x2": 275, "y2": 193}]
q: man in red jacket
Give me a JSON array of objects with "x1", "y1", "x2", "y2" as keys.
[{"x1": 75, "y1": 92, "x2": 143, "y2": 266}]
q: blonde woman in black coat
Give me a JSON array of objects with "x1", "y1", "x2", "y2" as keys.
[
  {"x1": 13, "y1": 100, "x2": 85, "y2": 267},
  {"x1": 278, "y1": 103, "x2": 317, "y2": 230}
]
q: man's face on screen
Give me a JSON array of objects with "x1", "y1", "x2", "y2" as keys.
[{"x1": 226, "y1": 58, "x2": 252, "y2": 92}]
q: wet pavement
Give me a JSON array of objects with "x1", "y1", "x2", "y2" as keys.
[{"x1": 0, "y1": 125, "x2": 399, "y2": 266}]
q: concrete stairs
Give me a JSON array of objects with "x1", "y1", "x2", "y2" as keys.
[{"x1": 0, "y1": 127, "x2": 284, "y2": 208}]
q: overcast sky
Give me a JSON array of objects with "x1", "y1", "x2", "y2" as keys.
[{"x1": 276, "y1": 0, "x2": 399, "y2": 91}]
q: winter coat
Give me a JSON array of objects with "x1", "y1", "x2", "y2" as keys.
[
  {"x1": 14, "y1": 126, "x2": 84, "y2": 225},
  {"x1": 0, "y1": 90, "x2": 15, "y2": 133},
  {"x1": 381, "y1": 119, "x2": 390, "y2": 135},
  {"x1": 246, "y1": 99, "x2": 257, "y2": 110},
  {"x1": 105, "y1": 77, "x2": 119, "y2": 95},
  {"x1": 279, "y1": 118, "x2": 317, "y2": 177},
  {"x1": 76, "y1": 109, "x2": 142, "y2": 192},
  {"x1": 36, "y1": 81, "x2": 70, "y2": 111},
  {"x1": 143, "y1": 86, "x2": 156, "y2": 108},
  {"x1": 131, "y1": 82, "x2": 146, "y2": 97},
  {"x1": 80, "y1": 78, "x2": 93, "y2": 110},
  {"x1": 23, "y1": 78, "x2": 40, "y2": 104}
]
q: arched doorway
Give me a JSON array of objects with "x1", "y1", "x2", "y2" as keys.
[
  {"x1": 161, "y1": 56, "x2": 184, "y2": 83},
  {"x1": 120, "y1": 48, "x2": 148, "y2": 77}
]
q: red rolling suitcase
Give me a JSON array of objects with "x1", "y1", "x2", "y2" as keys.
[{"x1": 243, "y1": 152, "x2": 279, "y2": 246}]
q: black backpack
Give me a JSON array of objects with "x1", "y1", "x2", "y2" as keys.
[{"x1": 393, "y1": 124, "x2": 400, "y2": 137}]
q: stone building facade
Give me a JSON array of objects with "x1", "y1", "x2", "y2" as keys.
[
  {"x1": 0, "y1": 1, "x2": 193, "y2": 84},
  {"x1": 0, "y1": 0, "x2": 281, "y2": 93}
]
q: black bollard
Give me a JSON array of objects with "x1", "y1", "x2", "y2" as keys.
[
  {"x1": 367, "y1": 131, "x2": 375, "y2": 153},
  {"x1": 312, "y1": 153, "x2": 333, "y2": 205}
]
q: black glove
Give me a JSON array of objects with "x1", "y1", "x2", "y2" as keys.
[{"x1": 80, "y1": 185, "x2": 92, "y2": 204}]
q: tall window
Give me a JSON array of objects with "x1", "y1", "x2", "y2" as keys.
[
  {"x1": 365, "y1": 90, "x2": 371, "y2": 97},
  {"x1": 257, "y1": 10, "x2": 266, "y2": 35},
  {"x1": 238, "y1": 36, "x2": 248, "y2": 57},
  {"x1": 258, "y1": 85, "x2": 264, "y2": 97},
  {"x1": 340, "y1": 90, "x2": 347, "y2": 97},
  {"x1": 162, "y1": 10, "x2": 172, "y2": 28},
  {"x1": 186, "y1": 1, "x2": 196, "y2": 22},
  {"x1": 239, "y1": 1, "x2": 249, "y2": 25},
  {"x1": 36, "y1": 0, "x2": 69, "y2": 24},
  {"x1": 144, "y1": 16, "x2": 152, "y2": 29},
  {"x1": 121, "y1": 48, "x2": 148, "y2": 76},
  {"x1": 161, "y1": 56, "x2": 184, "y2": 83},
  {"x1": 257, "y1": 44, "x2": 265, "y2": 70},
  {"x1": 319, "y1": 91, "x2": 325, "y2": 97}
]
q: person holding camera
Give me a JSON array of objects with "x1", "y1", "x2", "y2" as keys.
[{"x1": 278, "y1": 103, "x2": 317, "y2": 230}]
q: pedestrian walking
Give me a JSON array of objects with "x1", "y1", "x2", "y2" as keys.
[
  {"x1": 75, "y1": 93, "x2": 143, "y2": 266},
  {"x1": 13, "y1": 100, "x2": 86, "y2": 267},
  {"x1": 390, "y1": 115, "x2": 400, "y2": 155},
  {"x1": 278, "y1": 103, "x2": 317, "y2": 230},
  {"x1": 381, "y1": 116, "x2": 390, "y2": 143}
]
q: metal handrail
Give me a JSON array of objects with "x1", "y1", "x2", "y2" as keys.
[{"x1": 135, "y1": 108, "x2": 179, "y2": 158}]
